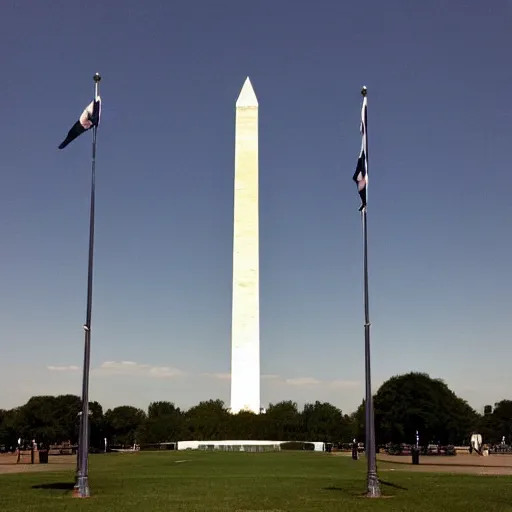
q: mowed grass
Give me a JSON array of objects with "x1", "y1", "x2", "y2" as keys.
[{"x1": 1, "y1": 451, "x2": 512, "y2": 511}]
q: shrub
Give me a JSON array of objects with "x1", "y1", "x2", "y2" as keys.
[{"x1": 280, "y1": 441, "x2": 315, "y2": 451}]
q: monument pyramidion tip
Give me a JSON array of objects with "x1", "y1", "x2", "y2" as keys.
[{"x1": 236, "y1": 76, "x2": 258, "y2": 108}]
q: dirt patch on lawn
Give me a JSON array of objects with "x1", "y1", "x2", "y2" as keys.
[
  {"x1": 377, "y1": 453, "x2": 512, "y2": 475},
  {"x1": 332, "y1": 451, "x2": 512, "y2": 475},
  {"x1": 0, "y1": 453, "x2": 75, "y2": 475}
]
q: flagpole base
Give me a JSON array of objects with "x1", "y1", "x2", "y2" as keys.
[
  {"x1": 73, "y1": 476, "x2": 90, "y2": 498},
  {"x1": 366, "y1": 471, "x2": 381, "y2": 498}
]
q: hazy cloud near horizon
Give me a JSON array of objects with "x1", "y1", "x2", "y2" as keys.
[
  {"x1": 0, "y1": 361, "x2": 500, "y2": 417},
  {"x1": 46, "y1": 361, "x2": 360, "y2": 389}
]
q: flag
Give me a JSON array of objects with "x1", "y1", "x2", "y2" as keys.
[
  {"x1": 353, "y1": 95, "x2": 368, "y2": 211},
  {"x1": 58, "y1": 96, "x2": 101, "y2": 149}
]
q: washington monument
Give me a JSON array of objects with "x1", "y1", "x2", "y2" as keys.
[{"x1": 230, "y1": 77, "x2": 260, "y2": 414}]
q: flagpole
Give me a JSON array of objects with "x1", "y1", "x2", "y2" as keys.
[
  {"x1": 360, "y1": 86, "x2": 381, "y2": 498},
  {"x1": 74, "y1": 72, "x2": 101, "y2": 499}
]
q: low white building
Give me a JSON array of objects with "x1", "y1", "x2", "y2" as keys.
[{"x1": 176, "y1": 440, "x2": 326, "y2": 452}]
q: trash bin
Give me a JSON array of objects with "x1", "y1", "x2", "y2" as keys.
[
  {"x1": 38, "y1": 450, "x2": 49, "y2": 464},
  {"x1": 411, "y1": 448, "x2": 420, "y2": 465}
]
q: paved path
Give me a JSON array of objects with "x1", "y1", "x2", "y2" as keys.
[
  {"x1": 332, "y1": 451, "x2": 512, "y2": 475},
  {"x1": 0, "y1": 454, "x2": 75, "y2": 475},
  {"x1": 377, "y1": 453, "x2": 512, "y2": 475}
]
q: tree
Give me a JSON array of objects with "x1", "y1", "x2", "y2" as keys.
[
  {"x1": 373, "y1": 372, "x2": 479, "y2": 445},
  {"x1": 0, "y1": 409, "x2": 5, "y2": 444},
  {"x1": 479, "y1": 400, "x2": 512, "y2": 444},
  {"x1": 0, "y1": 408, "x2": 23, "y2": 448},
  {"x1": 302, "y1": 401, "x2": 347, "y2": 443},
  {"x1": 139, "y1": 401, "x2": 183, "y2": 444},
  {"x1": 148, "y1": 401, "x2": 180, "y2": 418},
  {"x1": 183, "y1": 400, "x2": 230, "y2": 440},
  {"x1": 89, "y1": 401, "x2": 105, "y2": 450},
  {"x1": 104, "y1": 406, "x2": 146, "y2": 446},
  {"x1": 11, "y1": 381, "x2": 512, "y2": 448},
  {"x1": 17, "y1": 396, "x2": 60, "y2": 444},
  {"x1": 52, "y1": 394, "x2": 82, "y2": 442},
  {"x1": 229, "y1": 411, "x2": 261, "y2": 440},
  {"x1": 263, "y1": 401, "x2": 301, "y2": 441},
  {"x1": 350, "y1": 401, "x2": 365, "y2": 443}
]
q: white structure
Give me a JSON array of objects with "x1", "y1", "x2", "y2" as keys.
[
  {"x1": 230, "y1": 77, "x2": 260, "y2": 414},
  {"x1": 176, "y1": 440, "x2": 326, "y2": 452},
  {"x1": 177, "y1": 440, "x2": 280, "y2": 452},
  {"x1": 470, "y1": 433, "x2": 483, "y2": 454}
]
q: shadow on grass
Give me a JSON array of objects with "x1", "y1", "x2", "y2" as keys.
[
  {"x1": 32, "y1": 482, "x2": 75, "y2": 491},
  {"x1": 380, "y1": 479, "x2": 408, "y2": 491},
  {"x1": 323, "y1": 479, "x2": 407, "y2": 496},
  {"x1": 323, "y1": 485, "x2": 352, "y2": 494},
  {"x1": 381, "y1": 459, "x2": 511, "y2": 469}
]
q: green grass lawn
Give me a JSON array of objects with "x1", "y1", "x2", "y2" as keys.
[{"x1": 1, "y1": 451, "x2": 512, "y2": 511}]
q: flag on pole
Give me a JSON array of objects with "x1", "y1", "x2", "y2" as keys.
[
  {"x1": 353, "y1": 94, "x2": 368, "y2": 211},
  {"x1": 58, "y1": 96, "x2": 101, "y2": 149}
]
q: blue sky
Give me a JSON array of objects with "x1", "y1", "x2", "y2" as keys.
[{"x1": 0, "y1": 0, "x2": 511, "y2": 415}]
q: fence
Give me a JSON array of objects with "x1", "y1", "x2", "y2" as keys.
[{"x1": 198, "y1": 443, "x2": 281, "y2": 452}]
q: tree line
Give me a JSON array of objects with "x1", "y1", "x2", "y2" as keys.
[{"x1": 0, "y1": 372, "x2": 510, "y2": 450}]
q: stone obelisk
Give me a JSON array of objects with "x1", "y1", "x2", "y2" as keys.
[{"x1": 230, "y1": 77, "x2": 260, "y2": 414}]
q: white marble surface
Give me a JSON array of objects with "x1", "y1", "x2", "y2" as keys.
[{"x1": 230, "y1": 77, "x2": 260, "y2": 414}]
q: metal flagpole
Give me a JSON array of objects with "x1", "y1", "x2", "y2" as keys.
[
  {"x1": 360, "y1": 86, "x2": 381, "y2": 498},
  {"x1": 74, "y1": 72, "x2": 101, "y2": 499},
  {"x1": 75, "y1": 411, "x2": 82, "y2": 475}
]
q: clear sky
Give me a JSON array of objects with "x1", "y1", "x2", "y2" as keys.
[{"x1": 0, "y1": 0, "x2": 510, "y2": 415}]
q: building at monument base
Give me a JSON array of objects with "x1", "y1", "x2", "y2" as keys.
[{"x1": 176, "y1": 440, "x2": 326, "y2": 452}]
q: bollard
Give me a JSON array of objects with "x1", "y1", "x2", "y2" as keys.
[{"x1": 38, "y1": 450, "x2": 49, "y2": 464}]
